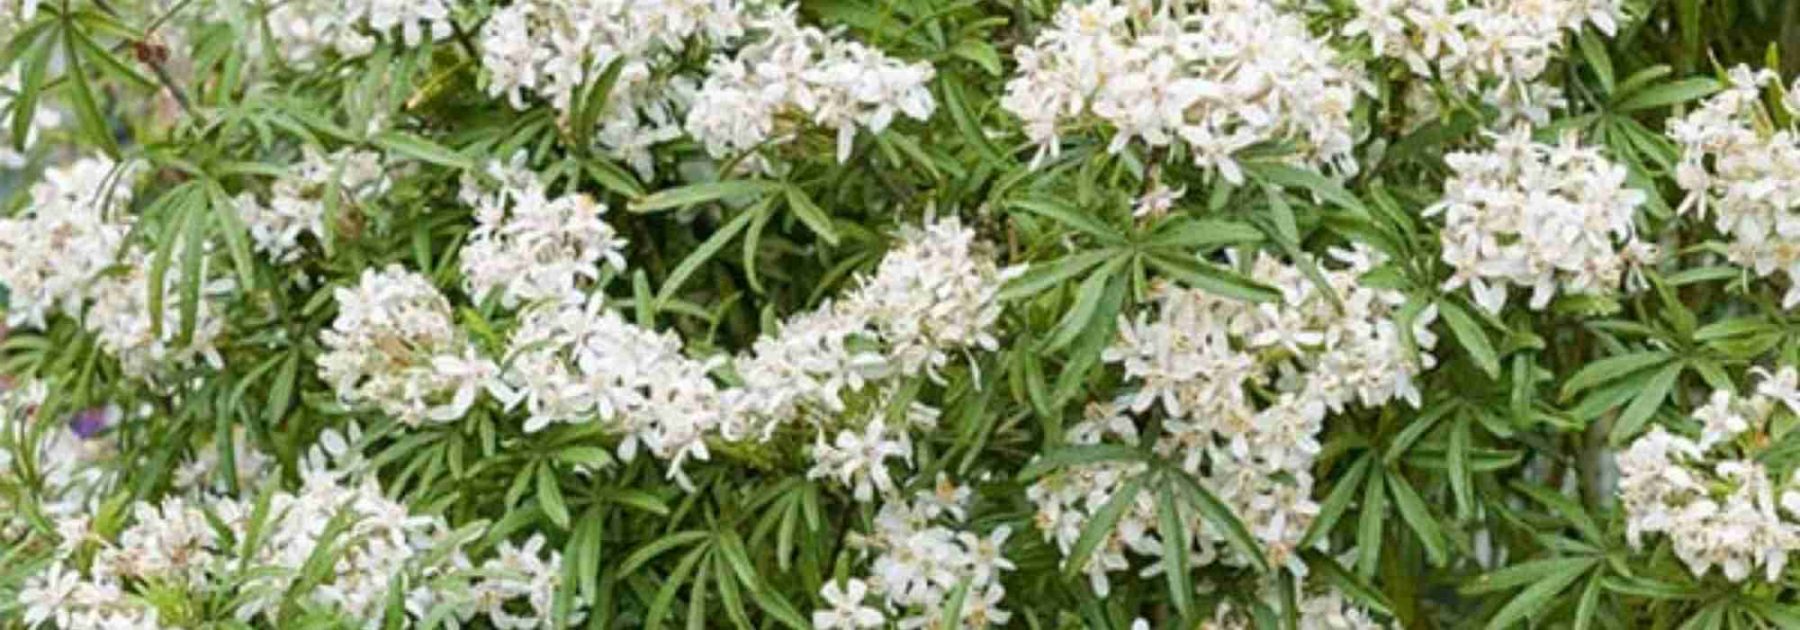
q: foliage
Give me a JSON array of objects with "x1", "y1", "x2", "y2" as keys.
[{"x1": 2, "y1": 0, "x2": 1800, "y2": 627}]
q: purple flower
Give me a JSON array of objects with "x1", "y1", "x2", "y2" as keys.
[{"x1": 69, "y1": 407, "x2": 110, "y2": 439}]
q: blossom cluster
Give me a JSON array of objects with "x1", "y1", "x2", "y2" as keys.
[
  {"x1": 1669, "y1": 65, "x2": 1800, "y2": 306},
  {"x1": 1617, "y1": 367, "x2": 1800, "y2": 582},
  {"x1": 459, "y1": 157, "x2": 627, "y2": 308},
  {"x1": 815, "y1": 476, "x2": 1015, "y2": 629},
  {"x1": 0, "y1": 157, "x2": 226, "y2": 381},
  {"x1": 1207, "y1": 585, "x2": 1390, "y2": 629},
  {"x1": 477, "y1": 0, "x2": 749, "y2": 176},
  {"x1": 686, "y1": 7, "x2": 938, "y2": 166},
  {"x1": 1000, "y1": 0, "x2": 1365, "y2": 179},
  {"x1": 14, "y1": 428, "x2": 569, "y2": 629},
  {"x1": 1427, "y1": 127, "x2": 1654, "y2": 313},
  {"x1": 479, "y1": 1, "x2": 935, "y2": 174},
  {"x1": 736, "y1": 219, "x2": 1017, "y2": 497},
  {"x1": 234, "y1": 146, "x2": 390, "y2": 264},
  {"x1": 256, "y1": 0, "x2": 455, "y2": 69},
  {"x1": 495, "y1": 216, "x2": 1015, "y2": 491},
  {"x1": 1344, "y1": 0, "x2": 1625, "y2": 125},
  {"x1": 1030, "y1": 246, "x2": 1438, "y2": 593},
  {"x1": 496, "y1": 294, "x2": 727, "y2": 488},
  {"x1": 317, "y1": 265, "x2": 499, "y2": 426}
]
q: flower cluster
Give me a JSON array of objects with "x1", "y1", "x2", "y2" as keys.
[
  {"x1": 0, "y1": 157, "x2": 226, "y2": 380},
  {"x1": 1207, "y1": 585, "x2": 1390, "y2": 629},
  {"x1": 317, "y1": 265, "x2": 499, "y2": 426},
  {"x1": 0, "y1": 158, "x2": 137, "y2": 330},
  {"x1": 234, "y1": 146, "x2": 389, "y2": 264},
  {"x1": 1030, "y1": 246, "x2": 1438, "y2": 592},
  {"x1": 1344, "y1": 0, "x2": 1624, "y2": 125},
  {"x1": 1669, "y1": 65, "x2": 1800, "y2": 306},
  {"x1": 257, "y1": 0, "x2": 454, "y2": 69},
  {"x1": 686, "y1": 7, "x2": 938, "y2": 166},
  {"x1": 1000, "y1": 0, "x2": 1365, "y2": 179},
  {"x1": 459, "y1": 158, "x2": 627, "y2": 309},
  {"x1": 14, "y1": 430, "x2": 571, "y2": 628},
  {"x1": 496, "y1": 294, "x2": 727, "y2": 488},
  {"x1": 816, "y1": 477, "x2": 1015, "y2": 629},
  {"x1": 1427, "y1": 127, "x2": 1653, "y2": 313},
  {"x1": 1617, "y1": 367, "x2": 1800, "y2": 582},
  {"x1": 477, "y1": 0, "x2": 750, "y2": 176},
  {"x1": 495, "y1": 217, "x2": 1014, "y2": 491},
  {"x1": 730, "y1": 218, "x2": 1017, "y2": 496}
]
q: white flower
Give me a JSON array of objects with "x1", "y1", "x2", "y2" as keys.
[
  {"x1": 237, "y1": 147, "x2": 389, "y2": 264},
  {"x1": 834, "y1": 477, "x2": 1015, "y2": 628},
  {"x1": 1617, "y1": 370, "x2": 1800, "y2": 583},
  {"x1": 1427, "y1": 127, "x2": 1651, "y2": 312},
  {"x1": 0, "y1": 157, "x2": 228, "y2": 382},
  {"x1": 478, "y1": 0, "x2": 749, "y2": 176},
  {"x1": 1669, "y1": 65, "x2": 1800, "y2": 306},
  {"x1": 1347, "y1": 0, "x2": 1622, "y2": 119},
  {"x1": 318, "y1": 265, "x2": 502, "y2": 425},
  {"x1": 258, "y1": 0, "x2": 453, "y2": 68},
  {"x1": 814, "y1": 579, "x2": 885, "y2": 629},
  {"x1": 1036, "y1": 246, "x2": 1437, "y2": 588},
  {"x1": 498, "y1": 293, "x2": 726, "y2": 489},
  {"x1": 460, "y1": 156, "x2": 627, "y2": 309},
  {"x1": 685, "y1": 7, "x2": 936, "y2": 168},
  {"x1": 1002, "y1": 0, "x2": 1365, "y2": 176}
]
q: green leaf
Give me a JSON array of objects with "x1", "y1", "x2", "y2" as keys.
[
  {"x1": 1464, "y1": 557, "x2": 1598, "y2": 595},
  {"x1": 373, "y1": 130, "x2": 474, "y2": 170},
  {"x1": 783, "y1": 185, "x2": 839, "y2": 246},
  {"x1": 1481, "y1": 558, "x2": 1594, "y2": 630},
  {"x1": 1009, "y1": 198, "x2": 1127, "y2": 244},
  {"x1": 1064, "y1": 473, "x2": 1146, "y2": 579},
  {"x1": 1578, "y1": 29, "x2": 1614, "y2": 93},
  {"x1": 951, "y1": 39, "x2": 1002, "y2": 76},
  {"x1": 1560, "y1": 350, "x2": 1673, "y2": 399},
  {"x1": 62, "y1": 32, "x2": 118, "y2": 158},
  {"x1": 537, "y1": 463, "x2": 570, "y2": 529},
  {"x1": 1386, "y1": 470, "x2": 1448, "y2": 567},
  {"x1": 1609, "y1": 362, "x2": 1683, "y2": 445},
  {"x1": 1046, "y1": 258, "x2": 1126, "y2": 352},
  {"x1": 1166, "y1": 466, "x2": 1271, "y2": 573},
  {"x1": 657, "y1": 205, "x2": 757, "y2": 309},
  {"x1": 1146, "y1": 253, "x2": 1280, "y2": 303},
  {"x1": 1015, "y1": 444, "x2": 1147, "y2": 481},
  {"x1": 1000, "y1": 249, "x2": 1117, "y2": 302},
  {"x1": 1614, "y1": 78, "x2": 1721, "y2": 112},
  {"x1": 1156, "y1": 484, "x2": 1195, "y2": 620},
  {"x1": 1143, "y1": 218, "x2": 1265, "y2": 250},
  {"x1": 631, "y1": 180, "x2": 781, "y2": 213},
  {"x1": 1302, "y1": 455, "x2": 1370, "y2": 548},
  {"x1": 1439, "y1": 300, "x2": 1500, "y2": 379},
  {"x1": 1245, "y1": 162, "x2": 1369, "y2": 218},
  {"x1": 620, "y1": 531, "x2": 710, "y2": 576},
  {"x1": 1357, "y1": 466, "x2": 1386, "y2": 578}
]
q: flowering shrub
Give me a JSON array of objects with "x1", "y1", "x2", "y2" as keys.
[{"x1": 6, "y1": 0, "x2": 1800, "y2": 627}]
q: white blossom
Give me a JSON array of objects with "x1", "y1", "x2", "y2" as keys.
[
  {"x1": 318, "y1": 265, "x2": 502, "y2": 425},
  {"x1": 236, "y1": 146, "x2": 389, "y2": 264},
  {"x1": 1032, "y1": 246, "x2": 1437, "y2": 588},
  {"x1": 1427, "y1": 127, "x2": 1653, "y2": 313},
  {"x1": 459, "y1": 157, "x2": 627, "y2": 309},
  {"x1": 1668, "y1": 65, "x2": 1800, "y2": 306},
  {"x1": 1001, "y1": 0, "x2": 1365, "y2": 178},
  {"x1": 1617, "y1": 369, "x2": 1800, "y2": 582}
]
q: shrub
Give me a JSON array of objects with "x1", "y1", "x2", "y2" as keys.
[{"x1": 2, "y1": 0, "x2": 1800, "y2": 627}]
